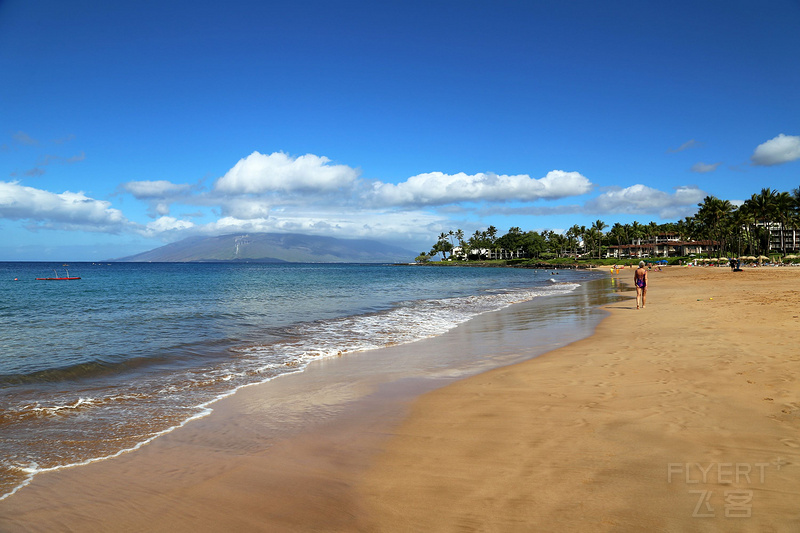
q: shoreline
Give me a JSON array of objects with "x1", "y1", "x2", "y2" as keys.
[
  {"x1": 0, "y1": 264, "x2": 600, "y2": 502},
  {"x1": 0, "y1": 276, "x2": 614, "y2": 532},
  {"x1": 2, "y1": 267, "x2": 797, "y2": 531}
]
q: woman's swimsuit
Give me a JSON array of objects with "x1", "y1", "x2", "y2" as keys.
[{"x1": 635, "y1": 276, "x2": 646, "y2": 288}]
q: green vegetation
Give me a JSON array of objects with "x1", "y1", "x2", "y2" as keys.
[{"x1": 420, "y1": 186, "x2": 800, "y2": 265}]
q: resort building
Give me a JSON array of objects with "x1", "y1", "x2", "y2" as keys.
[
  {"x1": 606, "y1": 234, "x2": 720, "y2": 259},
  {"x1": 451, "y1": 247, "x2": 525, "y2": 260},
  {"x1": 766, "y1": 224, "x2": 800, "y2": 252}
]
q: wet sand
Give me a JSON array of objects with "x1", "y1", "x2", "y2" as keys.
[{"x1": 2, "y1": 267, "x2": 798, "y2": 531}]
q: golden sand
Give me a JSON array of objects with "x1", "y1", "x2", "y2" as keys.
[{"x1": 356, "y1": 266, "x2": 800, "y2": 532}]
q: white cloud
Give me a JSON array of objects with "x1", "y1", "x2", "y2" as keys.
[
  {"x1": 215, "y1": 151, "x2": 359, "y2": 194},
  {"x1": 121, "y1": 180, "x2": 192, "y2": 199},
  {"x1": 751, "y1": 134, "x2": 800, "y2": 166},
  {"x1": 143, "y1": 216, "x2": 195, "y2": 235},
  {"x1": 0, "y1": 180, "x2": 128, "y2": 231},
  {"x1": 219, "y1": 198, "x2": 272, "y2": 219},
  {"x1": 690, "y1": 162, "x2": 720, "y2": 173},
  {"x1": 586, "y1": 184, "x2": 706, "y2": 218},
  {"x1": 369, "y1": 170, "x2": 592, "y2": 207}
]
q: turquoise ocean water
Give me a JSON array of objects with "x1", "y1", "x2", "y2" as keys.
[{"x1": 0, "y1": 261, "x2": 602, "y2": 499}]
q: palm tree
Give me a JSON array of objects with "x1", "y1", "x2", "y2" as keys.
[
  {"x1": 735, "y1": 202, "x2": 757, "y2": 256},
  {"x1": 745, "y1": 188, "x2": 778, "y2": 255},
  {"x1": 488, "y1": 225, "x2": 501, "y2": 257},
  {"x1": 609, "y1": 223, "x2": 628, "y2": 260},
  {"x1": 676, "y1": 217, "x2": 697, "y2": 241},
  {"x1": 775, "y1": 191, "x2": 794, "y2": 255},
  {"x1": 497, "y1": 227, "x2": 524, "y2": 258},
  {"x1": 695, "y1": 196, "x2": 733, "y2": 258},
  {"x1": 591, "y1": 220, "x2": 608, "y2": 259},
  {"x1": 566, "y1": 225, "x2": 581, "y2": 257},
  {"x1": 728, "y1": 206, "x2": 750, "y2": 259},
  {"x1": 630, "y1": 221, "x2": 644, "y2": 243},
  {"x1": 486, "y1": 225, "x2": 498, "y2": 244},
  {"x1": 646, "y1": 221, "x2": 659, "y2": 241}
]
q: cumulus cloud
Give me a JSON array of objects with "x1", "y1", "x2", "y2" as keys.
[
  {"x1": 218, "y1": 198, "x2": 272, "y2": 219},
  {"x1": 690, "y1": 162, "x2": 720, "y2": 173},
  {"x1": 143, "y1": 216, "x2": 195, "y2": 235},
  {"x1": 369, "y1": 170, "x2": 592, "y2": 207},
  {"x1": 585, "y1": 184, "x2": 706, "y2": 218},
  {"x1": 119, "y1": 180, "x2": 195, "y2": 218},
  {"x1": 0, "y1": 180, "x2": 127, "y2": 231},
  {"x1": 751, "y1": 134, "x2": 800, "y2": 166},
  {"x1": 215, "y1": 151, "x2": 359, "y2": 194}
]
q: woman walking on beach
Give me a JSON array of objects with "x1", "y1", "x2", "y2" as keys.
[{"x1": 634, "y1": 261, "x2": 647, "y2": 309}]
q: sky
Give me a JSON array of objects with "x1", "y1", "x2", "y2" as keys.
[{"x1": 1, "y1": 0, "x2": 799, "y2": 261}]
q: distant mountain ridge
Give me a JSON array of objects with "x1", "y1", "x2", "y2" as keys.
[{"x1": 114, "y1": 233, "x2": 416, "y2": 263}]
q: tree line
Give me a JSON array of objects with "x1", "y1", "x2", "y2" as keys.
[{"x1": 419, "y1": 186, "x2": 800, "y2": 262}]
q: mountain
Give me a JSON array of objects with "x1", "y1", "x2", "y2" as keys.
[{"x1": 114, "y1": 233, "x2": 416, "y2": 263}]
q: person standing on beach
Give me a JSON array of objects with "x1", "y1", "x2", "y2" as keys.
[{"x1": 634, "y1": 261, "x2": 647, "y2": 309}]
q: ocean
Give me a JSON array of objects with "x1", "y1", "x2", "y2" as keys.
[{"x1": 0, "y1": 261, "x2": 605, "y2": 499}]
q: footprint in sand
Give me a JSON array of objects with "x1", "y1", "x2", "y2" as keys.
[{"x1": 780, "y1": 438, "x2": 800, "y2": 448}]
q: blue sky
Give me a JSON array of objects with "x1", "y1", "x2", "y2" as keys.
[{"x1": 1, "y1": 0, "x2": 799, "y2": 260}]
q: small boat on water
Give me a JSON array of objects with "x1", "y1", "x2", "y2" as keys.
[{"x1": 36, "y1": 269, "x2": 81, "y2": 281}]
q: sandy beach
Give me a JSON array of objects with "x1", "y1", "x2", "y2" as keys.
[
  {"x1": 1, "y1": 266, "x2": 799, "y2": 532},
  {"x1": 357, "y1": 266, "x2": 800, "y2": 532}
]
